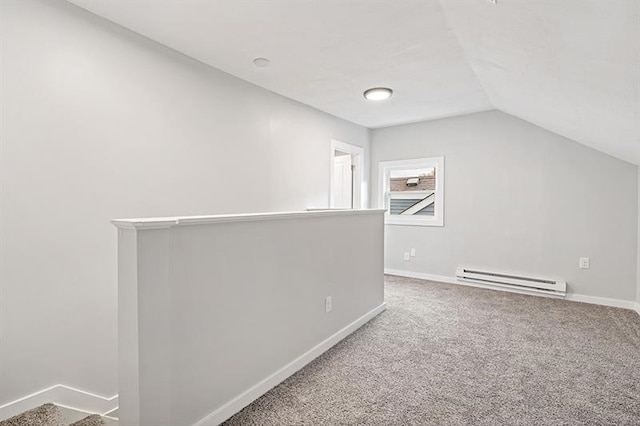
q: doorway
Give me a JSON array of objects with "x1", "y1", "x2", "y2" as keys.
[{"x1": 330, "y1": 139, "x2": 364, "y2": 209}]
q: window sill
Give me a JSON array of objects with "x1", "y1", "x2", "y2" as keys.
[{"x1": 384, "y1": 217, "x2": 443, "y2": 227}]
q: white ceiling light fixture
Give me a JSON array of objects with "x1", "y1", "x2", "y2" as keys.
[
  {"x1": 253, "y1": 57, "x2": 271, "y2": 68},
  {"x1": 363, "y1": 87, "x2": 393, "y2": 101}
]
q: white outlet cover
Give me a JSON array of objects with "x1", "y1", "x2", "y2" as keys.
[
  {"x1": 404, "y1": 252, "x2": 410, "y2": 261},
  {"x1": 410, "y1": 248, "x2": 416, "y2": 257},
  {"x1": 325, "y1": 296, "x2": 332, "y2": 312},
  {"x1": 579, "y1": 257, "x2": 590, "y2": 269}
]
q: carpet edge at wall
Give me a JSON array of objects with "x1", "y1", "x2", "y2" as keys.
[
  {"x1": 384, "y1": 269, "x2": 638, "y2": 311},
  {"x1": 0, "y1": 385, "x2": 118, "y2": 422}
]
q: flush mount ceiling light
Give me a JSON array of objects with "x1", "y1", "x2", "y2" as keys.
[
  {"x1": 253, "y1": 57, "x2": 271, "y2": 68},
  {"x1": 363, "y1": 87, "x2": 393, "y2": 101}
]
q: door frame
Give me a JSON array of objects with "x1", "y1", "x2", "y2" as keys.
[{"x1": 329, "y1": 139, "x2": 364, "y2": 209}]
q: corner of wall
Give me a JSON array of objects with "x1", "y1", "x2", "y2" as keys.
[{"x1": 636, "y1": 167, "x2": 640, "y2": 314}]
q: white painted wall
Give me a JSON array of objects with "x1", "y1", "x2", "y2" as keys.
[
  {"x1": 372, "y1": 111, "x2": 638, "y2": 302},
  {"x1": 637, "y1": 170, "x2": 640, "y2": 310},
  {"x1": 114, "y1": 210, "x2": 385, "y2": 426},
  {"x1": 0, "y1": 0, "x2": 370, "y2": 407}
]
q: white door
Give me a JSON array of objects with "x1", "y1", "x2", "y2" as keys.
[{"x1": 331, "y1": 155, "x2": 353, "y2": 208}]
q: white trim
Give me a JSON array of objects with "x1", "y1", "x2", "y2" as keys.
[
  {"x1": 57, "y1": 406, "x2": 119, "y2": 422},
  {"x1": 379, "y1": 157, "x2": 444, "y2": 227},
  {"x1": 384, "y1": 216, "x2": 441, "y2": 227},
  {"x1": 193, "y1": 303, "x2": 387, "y2": 426},
  {"x1": 102, "y1": 407, "x2": 119, "y2": 418},
  {"x1": 389, "y1": 191, "x2": 434, "y2": 200},
  {"x1": 112, "y1": 208, "x2": 385, "y2": 230},
  {"x1": 330, "y1": 139, "x2": 365, "y2": 209},
  {"x1": 384, "y1": 269, "x2": 637, "y2": 310},
  {"x1": 0, "y1": 385, "x2": 118, "y2": 421},
  {"x1": 564, "y1": 293, "x2": 637, "y2": 310},
  {"x1": 385, "y1": 269, "x2": 477, "y2": 287},
  {"x1": 635, "y1": 302, "x2": 640, "y2": 316}
]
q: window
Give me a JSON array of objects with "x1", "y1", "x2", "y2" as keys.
[{"x1": 379, "y1": 157, "x2": 444, "y2": 226}]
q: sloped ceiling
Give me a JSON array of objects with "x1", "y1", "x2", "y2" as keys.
[
  {"x1": 440, "y1": 0, "x2": 640, "y2": 164},
  {"x1": 68, "y1": 0, "x2": 639, "y2": 165}
]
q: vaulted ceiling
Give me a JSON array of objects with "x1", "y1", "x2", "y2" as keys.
[{"x1": 68, "y1": 0, "x2": 639, "y2": 165}]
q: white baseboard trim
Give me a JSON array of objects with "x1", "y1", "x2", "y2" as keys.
[
  {"x1": 0, "y1": 385, "x2": 118, "y2": 421},
  {"x1": 385, "y1": 269, "x2": 637, "y2": 310},
  {"x1": 103, "y1": 407, "x2": 119, "y2": 418},
  {"x1": 193, "y1": 302, "x2": 387, "y2": 426},
  {"x1": 635, "y1": 302, "x2": 640, "y2": 316},
  {"x1": 385, "y1": 269, "x2": 458, "y2": 286},
  {"x1": 564, "y1": 293, "x2": 637, "y2": 310}
]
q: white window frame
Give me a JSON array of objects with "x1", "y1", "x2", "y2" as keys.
[{"x1": 378, "y1": 157, "x2": 444, "y2": 227}]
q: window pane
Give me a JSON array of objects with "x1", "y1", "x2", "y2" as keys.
[
  {"x1": 415, "y1": 203, "x2": 435, "y2": 216},
  {"x1": 389, "y1": 197, "x2": 435, "y2": 216},
  {"x1": 389, "y1": 168, "x2": 435, "y2": 192},
  {"x1": 389, "y1": 198, "x2": 422, "y2": 215},
  {"x1": 379, "y1": 157, "x2": 443, "y2": 226}
]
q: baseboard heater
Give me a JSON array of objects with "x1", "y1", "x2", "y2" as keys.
[{"x1": 455, "y1": 267, "x2": 567, "y2": 297}]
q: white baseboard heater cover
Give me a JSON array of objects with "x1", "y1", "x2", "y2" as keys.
[{"x1": 456, "y1": 267, "x2": 567, "y2": 296}]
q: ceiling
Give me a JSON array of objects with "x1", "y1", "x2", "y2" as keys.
[
  {"x1": 440, "y1": 0, "x2": 640, "y2": 165},
  {"x1": 68, "y1": 0, "x2": 639, "y2": 165}
]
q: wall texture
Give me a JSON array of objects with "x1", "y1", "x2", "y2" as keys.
[
  {"x1": 371, "y1": 111, "x2": 638, "y2": 302},
  {"x1": 0, "y1": 0, "x2": 370, "y2": 405}
]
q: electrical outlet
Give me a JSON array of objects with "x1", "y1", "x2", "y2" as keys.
[
  {"x1": 579, "y1": 257, "x2": 590, "y2": 269},
  {"x1": 410, "y1": 248, "x2": 416, "y2": 257},
  {"x1": 325, "y1": 296, "x2": 332, "y2": 313},
  {"x1": 404, "y1": 252, "x2": 410, "y2": 261}
]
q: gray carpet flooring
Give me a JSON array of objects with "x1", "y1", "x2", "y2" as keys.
[
  {"x1": 0, "y1": 404, "x2": 109, "y2": 426},
  {"x1": 225, "y1": 275, "x2": 640, "y2": 425},
  {"x1": 0, "y1": 404, "x2": 65, "y2": 426}
]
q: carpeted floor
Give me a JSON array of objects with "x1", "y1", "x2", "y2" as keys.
[
  {"x1": 0, "y1": 404, "x2": 111, "y2": 426},
  {"x1": 224, "y1": 275, "x2": 640, "y2": 425}
]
